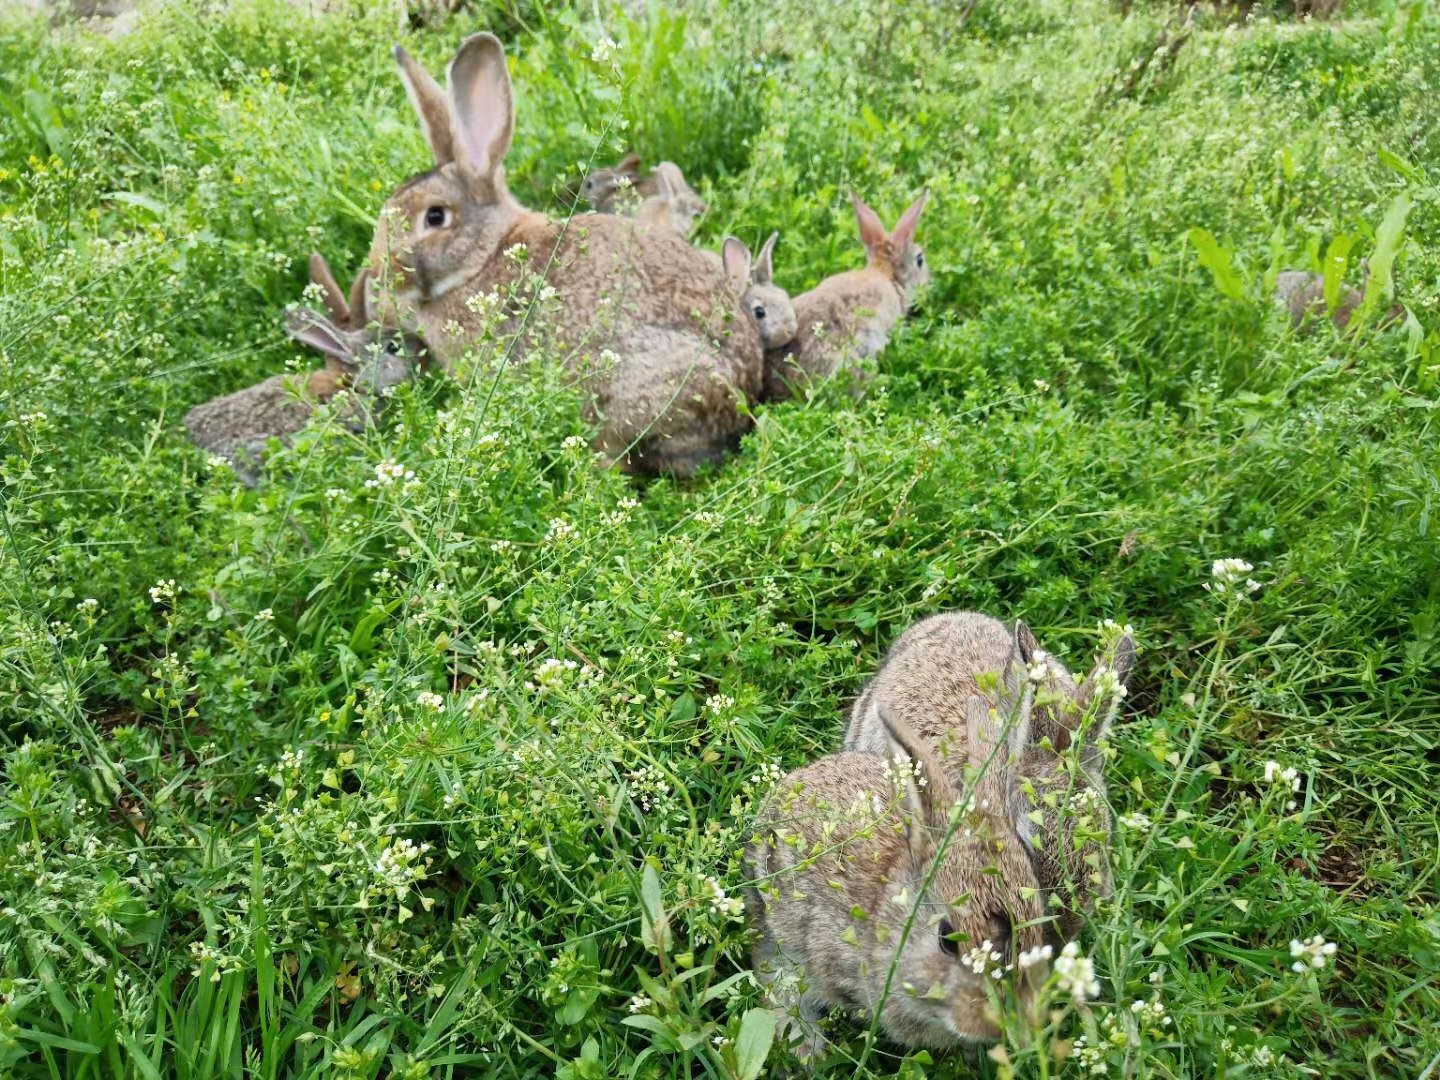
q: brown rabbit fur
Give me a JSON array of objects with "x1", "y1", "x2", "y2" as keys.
[
  {"x1": 367, "y1": 36, "x2": 759, "y2": 477},
  {"x1": 184, "y1": 254, "x2": 421, "y2": 486},
  {"x1": 579, "y1": 152, "x2": 653, "y2": 212},
  {"x1": 763, "y1": 192, "x2": 929, "y2": 403},
  {"x1": 844, "y1": 612, "x2": 1135, "y2": 944},
  {"x1": 633, "y1": 162, "x2": 708, "y2": 236},
  {"x1": 722, "y1": 233, "x2": 798, "y2": 353},
  {"x1": 746, "y1": 708, "x2": 1047, "y2": 1057},
  {"x1": 1274, "y1": 265, "x2": 1405, "y2": 333}
]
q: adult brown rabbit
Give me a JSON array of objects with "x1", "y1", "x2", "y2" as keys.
[{"x1": 367, "y1": 35, "x2": 760, "y2": 477}]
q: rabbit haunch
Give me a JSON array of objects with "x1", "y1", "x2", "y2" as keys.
[
  {"x1": 763, "y1": 191, "x2": 929, "y2": 402},
  {"x1": 367, "y1": 34, "x2": 760, "y2": 478},
  {"x1": 185, "y1": 253, "x2": 421, "y2": 486},
  {"x1": 845, "y1": 611, "x2": 1135, "y2": 943},
  {"x1": 747, "y1": 707, "x2": 1047, "y2": 1056}
]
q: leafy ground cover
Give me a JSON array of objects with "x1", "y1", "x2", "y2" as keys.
[{"x1": 1, "y1": 0, "x2": 1438, "y2": 1076}]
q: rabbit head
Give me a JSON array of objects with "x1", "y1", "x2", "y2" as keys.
[
  {"x1": 749, "y1": 706, "x2": 1047, "y2": 1055},
  {"x1": 634, "y1": 161, "x2": 707, "y2": 235},
  {"x1": 579, "y1": 151, "x2": 646, "y2": 212},
  {"x1": 1011, "y1": 619, "x2": 1135, "y2": 758},
  {"x1": 286, "y1": 255, "x2": 424, "y2": 395},
  {"x1": 722, "y1": 233, "x2": 798, "y2": 352},
  {"x1": 852, "y1": 191, "x2": 930, "y2": 308},
  {"x1": 367, "y1": 34, "x2": 529, "y2": 308}
]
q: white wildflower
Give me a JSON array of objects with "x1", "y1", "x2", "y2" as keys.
[
  {"x1": 1053, "y1": 941, "x2": 1100, "y2": 1003},
  {"x1": 149, "y1": 579, "x2": 176, "y2": 605},
  {"x1": 1207, "y1": 558, "x2": 1260, "y2": 595},
  {"x1": 254, "y1": 608, "x2": 274, "y2": 623},
  {"x1": 628, "y1": 994, "x2": 651, "y2": 1013},
  {"x1": 1018, "y1": 943, "x2": 1053, "y2": 970},
  {"x1": 1119, "y1": 810, "x2": 1152, "y2": 831},
  {"x1": 590, "y1": 36, "x2": 618, "y2": 65},
  {"x1": 1289, "y1": 935, "x2": 1336, "y2": 973},
  {"x1": 416, "y1": 691, "x2": 444, "y2": 711},
  {"x1": 367, "y1": 459, "x2": 413, "y2": 489}
]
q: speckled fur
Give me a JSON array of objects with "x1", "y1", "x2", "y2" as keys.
[
  {"x1": 1274, "y1": 268, "x2": 1405, "y2": 333},
  {"x1": 763, "y1": 192, "x2": 929, "y2": 403},
  {"x1": 746, "y1": 710, "x2": 1047, "y2": 1057},
  {"x1": 723, "y1": 233, "x2": 798, "y2": 354},
  {"x1": 367, "y1": 36, "x2": 758, "y2": 477},
  {"x1": 843, "y1": 612, "x2": 1135, "y2": 944}
]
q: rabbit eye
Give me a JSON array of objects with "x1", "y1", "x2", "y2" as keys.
[
  {"x1": 423, "y1": 206, "x2": 449, "y2": 229},
  {"x1": 384, "y1": 340, "x2": 401, "y2": 356},
  {"x1": 752, "y1": 304, "x2": 767, "y2": 321},
  {"x1": 938, "y1": 918, "x2": 960, "y2": 957},
  {"x1": 915, "y1": 250, "x2": 925, "y2": 268}
]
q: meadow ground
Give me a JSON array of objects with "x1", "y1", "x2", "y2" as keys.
[{"x1": 1, "y1": 0, "x2": 1439, "y2": 1076}]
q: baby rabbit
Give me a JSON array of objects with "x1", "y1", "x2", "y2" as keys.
[
  {"x1": 580, "y1": 155, "x2": 707, "y2": 236},
  {"x1": 634, "y1": 162, "x2": 708, "y2": 236},
  {"x1": 845, "y1": 612, "x2": 1135, "y2": 944},
  {"x1": 722, "y1": 233, "x2": 798, "y2": 353},
  {"x1": 578, "y1": 152, "x2": 650, "y2": 212},
  {"x1": 746, "y1": 706, "x2": 1048, "y2": 1057},
  {"x1": 185, "y1": 254, "x2": 421, "y2": 485},
  {"x1": 1274, "y1": 265, "x2": 1405, "y2": 333},
  {"x1": 369, "y1": 36, "x2": 760, "y2": 477},
  {"x1": 763, "y1": 192, "x2": 929, "y2": 403}
]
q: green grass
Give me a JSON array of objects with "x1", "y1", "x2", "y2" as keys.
[{"x1": 1, "y1": 0, "x2": 1439, "y2": 1076}]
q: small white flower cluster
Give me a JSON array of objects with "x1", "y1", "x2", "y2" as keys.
[
  {"x1": 254, "y1": 608, "x2": 274, "y2": 623},
  {"x1": 76, "y1": 598, "x2": 100, "y2": 614},
  {"x1": 375, "y1": 837, "x2": 434, "y2": 896},
  {"x1": 561, "y1": 434, "x2": 587, "y2": 450},
  {"x1": 1263, "y1": 760, "x2": 1301, "y2": 811},
  {"x1": 1032, "y1": 378, "x2": 1050, "y2": 392},
  {"x1": 590, "y1": 35, "x2": 618, "y2": 65},
  {"x1": 602, "y1": 496, "x2": 640, "y2": 528},
  {"x1": 1098, "y1": 618, "x2": 1134, "y2": 645},
  {"x1": 1130, "y1": 992, "x2": 1172, "y2": 1031},
  {"x1": 705, "y1": 693, "x2": 735, "y2": 716},
  {"x1": 528, "y1": 656, "x2": 593, "y2": 695},
  {"x1": 1119, "y1": 810, "x2": 1153, "y2": 831},
  {"x1": 149, "y1": 579, "x2": 176, "y2": 605},
  {"x1": 627, "y1": 993, "x2": 651, "y2": 1013},
  {"x1": 545, "y1": 518, "x2": 577, "y2": 544},
  {"x1": 960, "y1": 940, "x2": 1007, "y2": 980},
  {"x1": 692, "y1": 510, "x2": 723, "y2": 526},
  {"x1": 883, "y1": 753, "x2": 928, "y2": 789},
  {"x1": 1018, "y1": 943, "x2": 1053, "y2": 970},
  {"x1": 503, "y1": 243, "x2": 528, "y2": 263},
  {"x1": 416, "y1": 691, "x2": 445, "y2": 711},
  {"x1": 745, "y1": 762, "x2": 785, "y2": 790},
  {"x1": 703, "y1": 876, "x2": 745, "y2": 919},
  {"x1": 1289, "y1": 934, "x2": 1336, "y2": 973},
  {"x1": 626, "y1": 764, "x2": 673, "y2": 814},
  {"x1": 367, "y1": 459, "x2": 414, "y2": 490},
  {"x1": 1027, "y1": 660, "x2": 1051, "y2": 684},
  {"x1": 1054, "y1": 941, "x2": 1101, "y2": 1003},
  {"x1": 1206, "y1": 558, "x2": 1261, "y2": 596},
  {"x1": 1092, "y1": 665, "x2": 1127, "y2": 703}
]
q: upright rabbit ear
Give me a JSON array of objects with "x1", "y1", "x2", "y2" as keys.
[
  {"x1": 348, "y1": 268, "x2": 375, "y2": 328},
  {"x1": 1078, "y1": 633, "x2": 1136, "y2": 744},
  {"x1": 286, "y1": 307, "x2": 354, "y2": 369},
  {"x1": 394, "y1": 45, "x2": 456, "y2": 167},
  {"x1": 615, "y1": 151, "x2": 643, "y2": 176},
  {"x1": 1013, "y1": 620, "x2": 1038, "y2": 666},
  {"x1": 721, "y1": 237, "x2": 751, "y2": 297},
  {"x1": 851, "y1": 194, "x2": 889, "y2": 263},
  {"x1": 893, "y1": 189, "x2": 929, "y2": 251},
  {"x1": 447, "y1": 33, "x2": 514, "y2": 184},
  {"x1": 651, "y1": 163, "x2": 677, "y2": 200},
  {"x1": 309, "y1": 253, "x2": 350, "y2": 324},
  {"x1": 879, "y1": 701, "x2": 960, "y2": 845},
  {"x1": 754, "y1": 232, "x2": 778, "y2": 285}
]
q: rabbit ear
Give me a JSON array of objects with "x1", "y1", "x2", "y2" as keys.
[
  {"x1": 308, "y1": 253, "x2": 350, "y2": 324},
  {"x1": 879, "y1": 701, "x2": 960, "y2": 841},
  {"x1": 851, "y1": 194, "x2": 889, "y2": 263},
  {"x1": 1013, "y1": 620, "x2": 1038, "y2": 666},
  {"x1": 286, "y1": 307, "x2": 355, "y2": 369},
  {"x1": 348, "y1": 268, "x2": 375, "y2": 328},
  {"x1": 394, "y1": 45, "x2": 456, "y2": 167},
  {"x1": 447, "y1": 33, "x2": 514, "y2": 184},
  {"x1": 893, "y1": 189, "x2": 929, "y2": 251},
  {"x1": 615, "y1": 151, "x2": 643, "y2": 175},
  {"x1": 1077, "y1": 633, "x2": 1135, "y2": 744},
  {"x1": 651, "y1": 164, "x2": 677, "y2": 200},
  {"x1": 721, "y1": 237, "x2": 751, "y2": 296},
  {"x1": 754, "y1": 232, "x2": 778, "y2": 285}
]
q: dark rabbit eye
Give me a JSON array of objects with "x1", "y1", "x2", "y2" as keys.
[
  {"x1": 424, "y1": 206, "x2": 448, "y2": 228},
  {"x1": 938, "y1": 918, "x2": 960, "y2": 957},
  {"x1": 915, "y1": 250, "x2": 925, "y2": 268},
  {"x1": 752, "y1": 304, "x2": 767, "y2": 321},
  {"x1": 384, "y1": 340, "x2": 401, "y2": 356}
]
